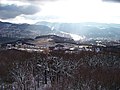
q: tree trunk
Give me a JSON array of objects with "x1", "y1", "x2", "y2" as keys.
[{"x1": 44, "y1": 70, "x2": 47, "y2": 84}]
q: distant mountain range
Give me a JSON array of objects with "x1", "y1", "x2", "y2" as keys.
[
  {"x1": 0, "y1": 21, "x2": 73, "y2": 41},
  {"x1": 36, "y1": 21, "x2": 120, "y2": 40},
  {"x1": 0, "y1": 21, "x2": 52, "y2": 38},
  {"x1": 0, "y1": 21, "x2": 120, "y2": 44}
]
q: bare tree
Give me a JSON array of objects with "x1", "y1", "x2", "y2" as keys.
[{"x1": 10, "y1": 61, "x2": 35, "y2": 90}]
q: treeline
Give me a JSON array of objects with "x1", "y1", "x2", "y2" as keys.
[{"x1": 0, "y1": 49, "x2": 120, "y2": 90}]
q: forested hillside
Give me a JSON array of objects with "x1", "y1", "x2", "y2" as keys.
[{"x1": 0, "y1": 49, "x2": 120, "y2": 90}]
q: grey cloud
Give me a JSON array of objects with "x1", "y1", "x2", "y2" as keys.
[
  {"x1": 20, "y1": 0, "x2": 62, "y2": 4},
  {"x1": 103, "y1": 0, "x2": 120, "y2": 3},
  {"x1": 0, "y1": 4, "x2": 40, "y2": 19}
]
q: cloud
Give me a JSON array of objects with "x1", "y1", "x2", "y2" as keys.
[
  {"x1": 0, "y1": 4, "x2": 40, "y2": 19},
  {"x1": 103, "y1": 0, "x2": 120, "y2": 3},
  {"x1": 0, "y1": 0, "x2": 61, "y2": 5},
  {"x1": 22, "y1": 0, "x2": 65, "y2": 5},
  {"x1": 0, "y1": 14, "x2": 38, "y2": 24},
  {"x1": 0, "y1": 0, "x2": 60, "y2": 19}
]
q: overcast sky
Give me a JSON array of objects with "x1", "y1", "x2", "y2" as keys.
[{"x1": 0, "y1": 0, "x2": 120, "y2": 24}]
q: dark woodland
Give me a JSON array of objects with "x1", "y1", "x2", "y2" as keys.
[{"x1": 0, "y1": 49, "x2": 120, "y2": 90}]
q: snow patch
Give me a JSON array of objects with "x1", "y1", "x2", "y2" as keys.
[
  {"x1": 60, "y1": 31, "x2": 85, "y2": 41},
  {"x1": 70, "y1": 33, "x2": 85, "y2": 41}
]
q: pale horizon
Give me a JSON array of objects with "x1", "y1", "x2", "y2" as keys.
[{"x1": 1, "y1": 0, "x2": 120, "y2": 24}]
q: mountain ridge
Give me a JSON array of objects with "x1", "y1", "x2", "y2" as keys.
[
  {"x1": 0, "y1": 21, "x2": 120, "y2": 43},
  {"x1": 36, "y1": 21, "x2": 120, "y2": 40}
]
